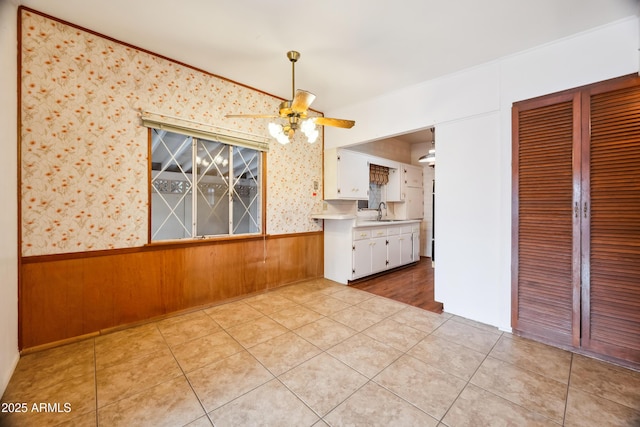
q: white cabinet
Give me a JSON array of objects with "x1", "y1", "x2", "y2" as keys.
[
  {"x1": 398, "y1": 186, "x2": 424, "y2": 219},
  {"x1": 403, "y1": 224, "x2": 421, "y2": 263},
  {"x1": 403, "y1": 164, "x2": 423, "y2": 188},
  {"x1": 350, "y1": 222, "x2": 420, "y2": 281},
  {"x1": 412, "y1": 226, "x2": 420, "y2": 262},
  {"x1": 370, "y1": 228, "x2": 388, "y2": 274},
  {"x1": 352, "y1": 239, "x2": 372, "y2": 278},
  {"x1": 352, "y1": 227, "x2": 387, "y2": 279},
  {"x1": 399, "y1": 230, "x2": 414, "y2": 265},
  {"x1": 322, "y1": 218, "x2": 421, "y2": 284},
  {"x1": 386, "y1": 227, "x2": 402, "y2": 269},
  {"x1": 324, "y1": 148, "x2": 369, "y2": 200},
  {"x1": 388, "y1": 225, "x2": 419, "y2": 267},
  {"x1": 386, "y1": 167, "x2": 402, "y2": 202},
  {"x1": 394, "y1": 163, "x2": 424, "y2": 220}
]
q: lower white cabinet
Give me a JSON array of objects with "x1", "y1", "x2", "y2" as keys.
[
  {"x1": 350, "y1": 222, "x2": 420, "y2": 281},
  {"x1": 388, "y1": 225, "x2": 418, "y2": 269},
  {"x1": 352, "y1": 227, "x2": 387, "y2": 278}
]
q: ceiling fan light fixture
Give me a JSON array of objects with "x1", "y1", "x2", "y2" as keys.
[
  {"x1": 306, "y1": 129, "x2": 319, "y2": 143},
  {"x1": 269, "y1": 122, "x2": 290, "y2": 145},
  {"x1": 300, "y1": 118, "x2": 315, "y2": 134},
  {"x1": 301, "y1": 118, "x2": 319, "y2": 143}
]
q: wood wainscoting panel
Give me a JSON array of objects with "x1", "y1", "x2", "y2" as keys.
[{"x1": 20, "y1": 232, "x2": 323, "y2": 349}]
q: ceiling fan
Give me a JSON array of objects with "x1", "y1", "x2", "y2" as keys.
[{"x1": 225, "y1": 51, "x2": 355, "y2": 144}]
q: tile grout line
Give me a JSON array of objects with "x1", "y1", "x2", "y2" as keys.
[
  {"x1": 182, "y1": 308, "x2": 256, "y2": 425},
  {"x1": 436, "y1": 328, "x2": 505, "y2": 425},
  {"x1": 204, "y1": 299, "x2": 325, "y2": 423},
  {"x1": 459, "y1": 332, "x2": 569, "y2": 426},
  {"x1": 326, "y1": 309, "x2": 459, "y2": 424},
  {"x1": 93, "y1": 338, "x2": 99, "y2": 427},
  {"x1": 156, "y1": 315, "x2": 216, "y2": 426},
  {"x1": 562, "y1": 352, "x2": 574, "y2": 426}
]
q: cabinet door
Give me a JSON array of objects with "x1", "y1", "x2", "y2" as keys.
[
  {"x1": 412, "y1": 231, "x2": 420, "y2": 261},
  {"x1": 370, "y1": 236, "x2": 388, "y2": 274},
  {"x1": 387, "y1": 234, "x2": 402, "y2": 269},
  {"x1": 403, "y1": 164, "x2": 423, "y2": 188},
  {"x1": 398, "y1": 187, "x2": 424, "y2": 219},
  {"x1": 399, "y1": 233, "x2": 413, "y2": 265},
  {"x1": 352, "y1": 239, "x2": 372, "y2": 278},
  {"x1": 386, "y1": 167, "x2": 402, "y2": 202},
  {"x1": 337, "y1": 150, "x2": 369, "y2": 199}
]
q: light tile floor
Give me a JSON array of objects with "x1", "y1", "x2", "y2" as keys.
[{"x1": 2, "y1": 278, "x2": 640, "y2": 426}]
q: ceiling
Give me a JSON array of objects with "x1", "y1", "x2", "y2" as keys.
[{"x1": 19, "y1": 0, "x2": 639, "y2": 118}]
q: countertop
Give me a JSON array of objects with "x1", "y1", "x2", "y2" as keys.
[
  {"x1": 354, "y1": 219, "x2": 421, "y2": 227},
  {"x1": 310, "y1": 213, "x2": 357, "y2": 220}
]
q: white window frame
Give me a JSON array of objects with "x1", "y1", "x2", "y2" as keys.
[{"x1": 143, "y1": 112, "x2": 268, "y2": 242}]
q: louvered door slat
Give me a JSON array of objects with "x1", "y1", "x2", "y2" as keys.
[
  {"x1": 513, "y1": 98, "x2": 576, "y2": 345},
  {"x1": 583, "y1": 82, "x2": 640, "y2": 360}
]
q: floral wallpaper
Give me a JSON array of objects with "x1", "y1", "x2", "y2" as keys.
[{"x1": 20, "y1": 9, "x2": 322, "y2": 257}]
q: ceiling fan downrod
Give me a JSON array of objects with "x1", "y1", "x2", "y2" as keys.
[{"x1": 287, "y1": 50, "x2": 300, "y2": 100}]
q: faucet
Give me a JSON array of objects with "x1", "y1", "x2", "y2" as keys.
[{"x1": 377, "y1": 202, "x2": 387, "y2": 221}]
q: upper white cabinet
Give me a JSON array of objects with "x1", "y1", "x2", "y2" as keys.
[
  {"x1": 396, "y1": 186, "x2": 424, "y2": 219},
  {"x1": 324, "y1": 148, "x2": 369, "y2": 200},
  {"x1": 403, "y1": 164, "x2": 423, "y2": 188},
  {"x1": 394, "y1": 164, "x2": 424, "y2": 219},
  {"x1": 386, "y1": 167, "x2": 402, "y2": 202}
]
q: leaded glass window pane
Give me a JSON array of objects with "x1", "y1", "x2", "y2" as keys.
[{"x1": 150, "y1": 128, "x2": 261, "y2": 241}]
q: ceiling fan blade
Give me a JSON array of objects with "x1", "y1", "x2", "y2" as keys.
[
  {"x1": 313, "y1": 117, "x2": 356, "y2": 129},
  {"x1": 225, "y1": 114, "x2": 279, "y2": 119},
  {"x1": 291, "y1": 90, "x2": 316, "y2": 114}
]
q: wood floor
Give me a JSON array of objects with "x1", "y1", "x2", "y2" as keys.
[{"x1": 350, "y1": 257, "x2": 443, "y2": 313}]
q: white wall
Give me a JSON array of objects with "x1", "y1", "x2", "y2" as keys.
[
  {"x1": 325, "y1": 16, "x2": 639, "y2": 331},
  {"x1": 435, "y1": 113, "x2": 502, "y2": 326},
  {"x1": 0, "y1": 0, "x2": 20, "y2": 397}
]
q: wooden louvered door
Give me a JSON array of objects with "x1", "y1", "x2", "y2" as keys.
[
  {"x1": 513, "y1": 74, "x2": 640, "y2": 367},
  {"x1": 580, "y1": 77, "x2": 640, "y2": 363},
  {"x1": 512, "y1": 92, "x2": 582, "y2": 347}
]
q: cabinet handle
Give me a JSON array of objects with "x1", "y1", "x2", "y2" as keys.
[
  {"x1": 574, "y1": 202, "x2": 578, "y2": 218},
  {"x1": 583, "y1": 202, "x2": 588, "y2": 218}
]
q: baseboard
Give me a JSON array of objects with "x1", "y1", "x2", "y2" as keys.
[{"x1": 0, "y1": 350, "x2": 20, "y2": 399}]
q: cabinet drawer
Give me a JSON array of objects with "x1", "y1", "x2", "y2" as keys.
[
  {"x1": 386, "y1": 226, "x2": 401, "y2": 236},
  {"x1": 370, "y1": 227, "x2": 387, "y2": 238},
  {"x1": 353, "y1": 229, "x2": 371, "y2": 240},
  {"x1": 402, "y1": 224, "x2": 420, "y2": 234}
]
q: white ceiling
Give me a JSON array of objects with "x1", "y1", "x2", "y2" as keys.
[{"x1": 19, "y1": 0, "x2": 639, "y2": 117}]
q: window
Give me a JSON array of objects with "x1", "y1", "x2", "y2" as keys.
[{"x1": 150, "y1": 128, "x2": 262, "y2": 241}]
